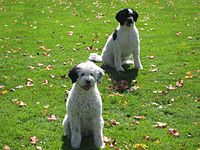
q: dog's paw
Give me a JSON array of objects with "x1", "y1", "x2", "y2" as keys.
[
  {"x1": 116, "y1": 66, "x2": 124, "y2": 72},
  {"x1": 71, "y1": 141, "x2": 80, "y2": 149},
  {"x1": 135, "y1": 64, "x2": 143, "y2": 69},
  {"x1": 95, "y1": 140, "x2": 105, "y2": 149}
]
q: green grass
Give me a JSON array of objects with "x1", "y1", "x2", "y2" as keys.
[{"x1": 0, "y1": 0, "x2": 199, "y2": 149}]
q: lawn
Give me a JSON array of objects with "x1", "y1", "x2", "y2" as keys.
[{"x1": 0, "y1": 0, "x2": 199, "y2": 149}]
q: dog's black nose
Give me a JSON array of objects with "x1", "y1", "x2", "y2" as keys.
[
  {"x1": 127, "y1": 17, "x2": 133, "y2": 23},
  {"x1": 86, "y1": 80, "x2": 91, "y2": 84}
]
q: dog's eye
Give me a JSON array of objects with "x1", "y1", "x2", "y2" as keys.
[
  {"x1": 81, "y1": 73, "x2": 85, "y2": 76},
  {"x1": 90, "y1": 74, "x2": 94, "y2": 77}
]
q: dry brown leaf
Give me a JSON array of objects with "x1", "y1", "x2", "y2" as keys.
[
  {"x1": 68, "y1": 31, "x2": 73, "y2": 36},
  {"x1": 109, "y1": 119, "x2": 120, "y2": 126},
  {"x1": 166, "y1": 85, "x2": 176, "y2": 90},
  {"x1": 45, "y1": 65, "x2": 54, "y2": 70},
  {"x1": 134, "y1": 115, "x2": 145, "y2": 120},
  {"x1": 176, "y1": 80, "x2": 184, "y2": 87},
  {"x1": 43, "y1": 79, "x2": 48, "y2": 85},
  {"x1": 149, "y1": 68, "x2": 159, "y2": 72},
  {"x1": 147, "y1": 55, "x2": 155, "y2": 59},
  {"x1": 36, "y1": 146, "x2": 43, "y2": 150},
  {"x1": 168, "y1": 128, "x2": 180, "y2": 137},
  {"x1": 26, "y1": 78, "x2": 34, "y2": 87},
  {"x1": 4, "y1": 145, "x2": 10, "y2": 150},
  {"x1": 47, "y1": 114, "x2": 57, "y2": 121},
  {"x1": 154, "y1": 122, "x2": 167, "y2": 128},
  {"x1": 12, "y1": 99, "x2": 27, "y2": 107},
  {"x1": 176, "y1": 32, "x2": 182, "y2": 36},
  {"x1": 130, "y1": 121, "x2": 140, "y2": 125},
  {"x1": 30, "y1": 136, "x2": 38, "y2": 145},
  {"x1": 103, "y1": 136, "x2": 117, "y2": 148}
]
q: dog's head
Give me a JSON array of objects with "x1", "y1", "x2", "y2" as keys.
[
  {"x1": 115, "y1": 8, "x2": 138, "y2": 27},
  {"x1": 68, "y1": 61, "x2": 104, "y2": 90}
]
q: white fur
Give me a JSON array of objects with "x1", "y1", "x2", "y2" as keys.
[
  {"x1": 89, "y1": 13, "x2": 143, "y2": 72},
  {"x1": 62, "y1": 61, "x2": 105, "y2": 149}
]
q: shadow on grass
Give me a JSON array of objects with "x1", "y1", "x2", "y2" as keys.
[
  {"x1": 101, "y1": 64, "x2": 139, "y2": 92},
  {"x1": 61, "y1": 136, "x2": 99, "y2": 150},
  {"x1": 102, "y1": 64, "x2": 138, "y2": 82}
]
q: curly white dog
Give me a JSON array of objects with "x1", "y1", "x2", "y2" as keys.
[
  {"x1": 89, "y1": 8, "x2": 143, "y2": 72},
  {"x1": 62, "y1": 61, "x2": 105, "y2": 149}
]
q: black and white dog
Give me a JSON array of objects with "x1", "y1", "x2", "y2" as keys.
[{"x1": 89, "y1": 8, "x2": 143, "y2": 72}]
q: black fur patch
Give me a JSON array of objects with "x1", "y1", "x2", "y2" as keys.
[
  {"x1": 115, "y1": 8, "x2": 139, "y2": 25},
  {"x1": 112, "y1": 29, "x2": 118, "y2": 41},
  {"x1": 68, "y1": 65, "x2": 79, "y2": 83}
]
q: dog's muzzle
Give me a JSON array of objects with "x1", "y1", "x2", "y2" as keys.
[
  {"x1": 81, "y1": 80, "x2": 92, "y2": 90},
  {"x1": 126, "y1": 17, "x2": 133, "y2": 26}
]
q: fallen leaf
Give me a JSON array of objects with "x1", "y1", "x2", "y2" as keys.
[
  {"x1": 0, "y1": 90, "x2": 9, "y2": 95},
  {"x1": 15, "y1": 85, "x2": 24, "y2": 89},
  {"x1": 43, "y1": 79, "x2": 48, "y2": 85},
  {"x1": 68, "y1": 31, "x2": 73, "y2": 36},
  {"x1": 185, "y1": 71, "x2": 193, "y2": 79},
  {"x1": 154, "y1": 122, "x2": 167, "y2": 128},
  {"x1": 36, "y1": 146, "x2": 43, "y2": 150},
  {"x1": 50, "y1": 74, "x2": 55, "y2": 78},
  {"x1": 143, "y1": 135, "x2": 150, "y2": 141},
  {"x1": 4, "y1": 145, "x2": 10, "y2": 150},
  {"x1": 176, "y1": 32, "x2": 181, "y2": 36},
  {"x1": 26, "y1": 78, "x2": 34, "y2": 87},
  {"x1": 168, "y1": 128, "x2": 180, "y2": 137},
  {"x1": 147, "y1": 55, "x2": 155, "y2": 59},
  {"x1": 0, "y1": 85, "x2": 5, "y2": 89},
  {"x1": 103, "y1": 136, "x2": 117, "y2": 148},
  {"x1": 188, "y1": 36, "x2": 193, "y2": 40},
  {"x1": 176, "y1": 80, "x2": 184, "y2": 87},
  {"x1": 85, "y1": 45, "x2": 93, "y2": 50},
  {"x1": 39, "y1": 45, "x2": 51, "y2": 51},
  {"x1": 47, "y1": 114, "x2": 57, "y2": 121},
  {"x1": 166, "y1": 85, "x2": 176, "y2": 90},
  {"x1": 30, "y1": 136, "x2": 38, "y2": 145},
  {"x1": 109, "y1": 119, "x2": 120, "y2": 126},
  {"x1": 149, "y1": 68, "x2": 159, "y2": 72},
  {"x1": 12, "y1": 99, "x2": 27, "y2": 107},
  {"x1": 161, "y1": 90, "x2": 168, "y2": 95},
  {"x1": 130, "y1": 121, "x2": 140, "y2": 125},
  {"x1": 37, "y1": 63, "x2": 44, "y2": 67},
  {"x1": 45, "y1": 65, "x2": 54, "y2": 70},
  {"x1": 133, "y1": 143, "x2": 148, "y2": 150},
  {"x1": 96, "y1": 13, "x2": 104, "y2": 19},
  {"x1": 134, "y1": 116, "x2": 145, "y2": 120},
  {"x1": 130, "y1": 86, "x2": 139, "y2": 92}
]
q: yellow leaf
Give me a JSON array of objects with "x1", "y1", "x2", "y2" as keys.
[
  {"x1": 185, "y1": 71, "x2": 193, "y2": 79},
  {"x1": 0, "y1": 90, "x2": 9, "y2": 95},
  {"x1": 133, "y1": 143, "x2": 148, "y2": 150}
]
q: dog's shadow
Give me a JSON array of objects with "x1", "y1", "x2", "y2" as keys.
[
  {"x1": 61, "y1": 136, "x2": 99, "y2": 150},
  {"x1": 101, "y1": 64, "x2": 139, "y2": 92}
]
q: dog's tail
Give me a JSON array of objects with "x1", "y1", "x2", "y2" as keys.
[{"x1": 89, "y1": 53, "x2": 102, "y2": 62}]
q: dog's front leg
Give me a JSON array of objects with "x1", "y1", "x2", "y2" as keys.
[
  {"x1": 133, "y1": 41, "x2": 143, "y2": 69},
  {"x1": 114, "y1": 49, "x2": 124, "y2": 72},
  {"x1": 92, "y1": 117, "x2": 105, "y2": 148},
  {"x1": 62, "y1": 114, "x2": 71, "y2": 138},
  {"x1": 70, "y1": 117, "x2": 81, "y2": 149}
]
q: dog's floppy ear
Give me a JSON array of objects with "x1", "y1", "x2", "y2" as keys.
[
  {"x1": 96, "y1": 68, "x2": 104, "y2": 84},
  {"x1": 132, "y1": 9, "x2": 138, "y2": 22},
  {"x1": 68, "y1": 65, "x2": 79, "y2": 83},
  {"x1": 115, "y1": 9, "x2": 124, "y2": 25}
]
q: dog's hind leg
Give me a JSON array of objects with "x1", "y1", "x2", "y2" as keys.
[{"x1": 62, "y1": 115, "x2": 71, "y2": 138}]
